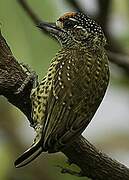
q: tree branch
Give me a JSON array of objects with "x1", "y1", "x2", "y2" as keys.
[
  {"x1": 107, "y1": 51, "x2": 129, "y2": 74},
  {"x1": 0, "y1": 26, "x2": 129, "y2": 180},
  {"x1": 0, "y1": 30, "x2": 33, "y2": 124},
  {"x1": 62, "y1": 137, "x2": 129, "y2": 180},
  {"x1": 0, "y1": 0, "x2": 129, "y2": 179},
  {"x1": 17, "y1": 0, "x2": 41, "y2": 24}
]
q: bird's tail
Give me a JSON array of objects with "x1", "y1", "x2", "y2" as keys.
[{"x1": 15, "y1": 141, "x2": 43, "y2": 168}]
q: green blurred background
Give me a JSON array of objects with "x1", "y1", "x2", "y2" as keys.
[{"x1": 0, "y1": 0, "x2": 129, "y2": 180}]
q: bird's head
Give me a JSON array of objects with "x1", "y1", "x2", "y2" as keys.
[{"x1": 38, "y1": 12, "x2": 106, "y2": 48}]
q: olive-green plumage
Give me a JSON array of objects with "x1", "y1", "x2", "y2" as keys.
[
  {"x1": 15, "y1": 12, "x2": 109, "y2": 167},
  {"x1": 31, "y1": 46, "x2": 109, "y2": 150}
]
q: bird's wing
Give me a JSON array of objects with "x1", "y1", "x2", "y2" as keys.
[{"x1": 42, "y1": 50, "x2": 96, "y2": 151}]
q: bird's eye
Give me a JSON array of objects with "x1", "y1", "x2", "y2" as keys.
[{"x1": 63, "y1": 19, "x2": 77, "y2": 29}]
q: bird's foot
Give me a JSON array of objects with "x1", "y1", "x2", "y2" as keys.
[
  {"x1": 66, "y1": 158, "x2": 74, "y2": 165},
  {"x1": 57, "y1": 165, "x2": 84, "y2": 177},
  {"x1": 15, "y1": 62, "x2": 38, "y2": 94}
]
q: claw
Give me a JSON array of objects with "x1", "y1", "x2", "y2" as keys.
[
  {"x1": 57, "y1": 165, "x2": 82, "y2": 177},
  {"x1": 15, "y1": 63, "x2": 38, "y2": 94}
]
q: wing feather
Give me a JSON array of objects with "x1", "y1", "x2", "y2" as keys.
[{"x1": 42, "y1": 49, "x2": 108, "y2": 151}]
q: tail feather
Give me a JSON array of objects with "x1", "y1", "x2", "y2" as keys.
[{"x1": 15, "y1": 142, "x2": 43, "y2": 168}]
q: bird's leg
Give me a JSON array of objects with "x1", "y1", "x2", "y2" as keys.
[
  {"x1": 66, "y1": 158, "x2": 74, "y2": 165},
  {"x1": 15, "y1": 63, "x2": 38, "y2": 128},
  {"x1": 15, "y1": 62, "x2": 38, "y2": 94},
  {"x1": 57, "y1": 165, "x2": 84, "y2": 177}
]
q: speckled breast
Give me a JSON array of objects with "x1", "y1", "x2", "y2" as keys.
[{"x1": 30, "y1": 47, "x2": 109, "y2": 150}]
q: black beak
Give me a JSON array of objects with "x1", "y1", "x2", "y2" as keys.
[{"x1": 37, "y1": 21, "x2": 62, "y2": 36}]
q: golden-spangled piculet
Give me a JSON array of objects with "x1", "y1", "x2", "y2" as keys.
[{"x1": 15, "y1": 12, "x2": 110, "y2": 167}]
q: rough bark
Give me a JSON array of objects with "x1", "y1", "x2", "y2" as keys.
[{"x1": 0, "y1": 30, "x2": 33, "y2": 124}]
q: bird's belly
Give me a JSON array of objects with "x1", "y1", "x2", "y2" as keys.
[{"x1": 70, "y1": 62, "x2": 109, "y2": 127}]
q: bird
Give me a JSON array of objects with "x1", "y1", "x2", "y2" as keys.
[{"x1": 15, "y1": 12, "x2": 109, "y2": 168}]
